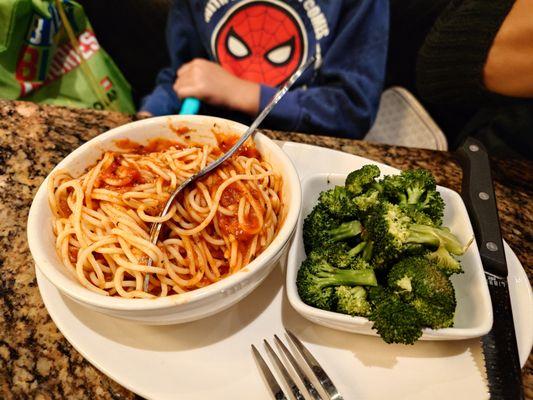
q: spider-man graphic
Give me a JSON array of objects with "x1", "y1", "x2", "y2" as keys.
[{"x1": 213, "y1": 1, "x2": 308, "y2": 87}]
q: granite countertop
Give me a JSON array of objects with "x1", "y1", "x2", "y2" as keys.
[{"x1": 0, "y1": 100, "x2": 531, "y2": 399}]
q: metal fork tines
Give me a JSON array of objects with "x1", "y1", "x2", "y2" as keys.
[{"x1": 251, "y1": 330, "x2": 343, "y2": 400}]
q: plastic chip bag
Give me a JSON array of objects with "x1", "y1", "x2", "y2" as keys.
[{"x1": 0, "y1": 0, "x2": 135, "y2": 113}]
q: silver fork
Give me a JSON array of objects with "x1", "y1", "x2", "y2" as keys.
[{"x1": 251, "y1": 330, "x2": 344, "y2": 400}]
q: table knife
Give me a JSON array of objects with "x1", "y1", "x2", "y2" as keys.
[{"x1": 456, "y1": 137, "x2": 524, "y2": 400}]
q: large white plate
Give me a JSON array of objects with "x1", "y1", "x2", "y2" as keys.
[{"x1": 35, "y1": 142, "x2": 532, "y2": 400}]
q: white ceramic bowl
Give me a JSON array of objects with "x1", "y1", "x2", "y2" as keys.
[
  {"x1": 286, "y1": 172, "x2": 493, "y2": 340},
  {"x1": 27, "y1": 115, "x2": 301, "y2": 325}
]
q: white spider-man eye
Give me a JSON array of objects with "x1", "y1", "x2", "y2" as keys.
[
  {"x1": 226, "y1": 27, "x2": 250, "y2": 59},
  {"x1": 264, "y1": 37, "x2": 295, "y2": 66}
]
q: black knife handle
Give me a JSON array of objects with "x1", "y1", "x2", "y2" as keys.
[{"x1": 455, "y1": 137, "x2": 507, "y2": 277}]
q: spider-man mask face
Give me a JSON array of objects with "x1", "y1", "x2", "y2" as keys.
[{"x1": 213, "y1": 1, "x2": 307, "y2": 87}]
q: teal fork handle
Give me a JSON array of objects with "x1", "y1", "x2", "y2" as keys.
[{"x1": 179, "y1": 98, "x2": 201, "y2": 115}]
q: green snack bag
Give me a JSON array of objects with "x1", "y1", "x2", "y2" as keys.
[{"x1": 0, "y1": 0, "x2": 135, "y2": 113}]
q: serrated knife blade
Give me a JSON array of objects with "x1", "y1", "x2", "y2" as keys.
[{"x1": 456, "y1": 137, "x2": 523, "y2": 400}]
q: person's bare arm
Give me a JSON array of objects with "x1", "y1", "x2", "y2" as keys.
[{"x1": 483, "y1": 0, "x2": 533, "y2": 97}]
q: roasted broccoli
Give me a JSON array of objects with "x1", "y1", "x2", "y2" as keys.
[
  {"x1": 367, "y1": 285, "x2": 389, "y2": 306},
  {"x1": 382, "y1": 169, "x2": 445, "y2": 225},
  {"x1": 298, "y1": 167, "x2": 468, "y2": 345},
  {"x1": 335, "y1": 286, "x2": 372, "y2": 317},
  {"x1": 303, "y1": 204, "x2": 362, "y2": 252},
  {"x1": 365, "y1": 202, "x2": 467, "y2": 267},
  {"x1": 319, "y1": 186, "x2": 358, "y2": 219},
  {"x1": 302, "y1": 204, "x2": 338, "y2": 252},
  {"x1": 308, "y1": 242, "x2": 371, "y2": 269},
  {"x1": 353, "y1": 189, "x2": 382, "y2": 216},
  {"x1": 387, "y1": 257, "x2": 456, "y2": 329},
  {"x1": 425, "y1": 245, "x2": 463, "y2": 275},
  {"x1": 404, "y1": 208, "x2": 436, "y2": 226},
  {"x1": 345, "y1": 165, "x2": 381, "y2": 196},
  {"x1": 411, "y1": 224, "x2": 470, "y2": 256},
  {"x1": 297, "y1": 257, "x2": 377, "y2": 310},
  {"x1": 369, "y1": 290, "x2": 423, "y2": 344},
  {"x1": 410, "y1": 298, "x2": 455, "y2": 329}
]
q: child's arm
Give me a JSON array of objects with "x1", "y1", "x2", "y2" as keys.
[
  {"x1": 173, "y1": 59, "x2": 260, "y2": 115},
  {"x1": 259, "y1": 0, "x2": 388, "y2": 138},
  {"x1": 140, "y1": 2, "x2": 207, "y2": 116}
]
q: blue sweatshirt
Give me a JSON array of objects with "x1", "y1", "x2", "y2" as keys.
[{"x1": 141, "y1": 0, "x2": 388, "y2": 138}]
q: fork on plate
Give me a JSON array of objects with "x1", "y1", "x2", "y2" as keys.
[{"x1": 251, "y1": 330, "x2": 343, "y2": 400}]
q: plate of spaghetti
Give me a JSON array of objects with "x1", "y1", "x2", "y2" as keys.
[{"x1": 28, "y1": 115, "x2": 301, "y2": 324}]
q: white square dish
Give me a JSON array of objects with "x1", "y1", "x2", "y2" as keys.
[{"x1": 286, "y1": 170, "x2": 493, "y2": 341}]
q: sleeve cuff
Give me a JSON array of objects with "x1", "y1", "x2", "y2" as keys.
[
  {"x1": 259, "y1": 85, "x2": 302, "y2": 131},
  {"x1": 140, "y1": 84, "x2": 181, "y2": 116}
]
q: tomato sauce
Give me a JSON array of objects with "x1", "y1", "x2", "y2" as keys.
[
  {"x1": 97, "y1": 155, "x2": 144, "y2": 188},
  {"x1": 115, "y1": 138, "x2": 184, "y2": 154},
  {"x1": 69, "y1": 247, "x2": 79, "y2": 263},
  {"x1": 115, "y1": 132, "x2": 261, "y2": 160},
  {"x1": 218, "y1": 263, "x2": 230, "y2": 276},
  {"x1": 217, "y1": 214, "x2": 249, "y2": 241},
  {"x1": 170, "y1": 126, "x2": 191, "y2": 135},
  {"x1": 215, "y1": 133, "x2": 261, "y2": 159},
  {"x1": 220, "y1": 183, "x2": 242, "y2": 207}
]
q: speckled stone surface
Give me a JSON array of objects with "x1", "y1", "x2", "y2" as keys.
[{"x1": 0, "y1": 100, "x2": 531, "y2": 399}]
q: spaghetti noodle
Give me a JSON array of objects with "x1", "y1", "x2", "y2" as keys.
[{"x1": 48, "y1": 135, "x2": 283, "y2": 298}]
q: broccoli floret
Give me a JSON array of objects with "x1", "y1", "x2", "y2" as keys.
[
  {"x1": 296, "y1": 257, "x2": 378, "y2": 311},
  {"x1": 345, "y1": 165, "x2": 381, "y2": 196},
  {"x1": 303, "y1": 204, "x2": 363, "y2": 253},
  {"x1": 426, "y1": 245, "x2": 463, "y2": 275},
  {"x1": 367, "y1": 285, "x2": 389, "y2": 306},
  {"x1": 365, "y1": 203, "x2": 467, "y2": 267},
  {"x1": 382, "y1": 169, "x2": 445, "y2": 225},
  {"x1": 387, "y1": 257, "x2": 454, "y2": 302},
  {"x1": 365, "y1": 203, "x2": 434, "y2": 266},
  {"x1": 404, "y1": 208, "x2": 436, "y2": 226},
  {"x1": 387, "y1": 257, "x2": 456, "y2": 329},
  {"x1": 319, "y1": 186, "x2": 358, "y2": 219},
  {"x1": 411, "y1": 298, "x2": 455, "y2": 329},
  {"x1": 353, "y1": 189, "x2": 382, "y2": 216},
  {"x1": 335, "y1": 286, "x2": 372, "y2": 317},
  {"x1": 417, "y1": 191, "x2": 445, "y2": 225},
  {"x1": 369, "y1": 291, "x2": 423, "y2": 344},
  {"x1": 382, "y1": 169, "x2": 435, "y2": 205},
  {"x1": 302, "y1": 204, "x2": 338, "y2": 252},
  {"x1": 308, "y1": 242, "x2": 368, "y2": 269},
  {"x1": 349, "y1": 256, "x2": 374, "y2": 270}
]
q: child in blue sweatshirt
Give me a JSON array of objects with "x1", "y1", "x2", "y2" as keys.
[{"x1": 140, "y1": 0, "x2": 388, "y2": 138}]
